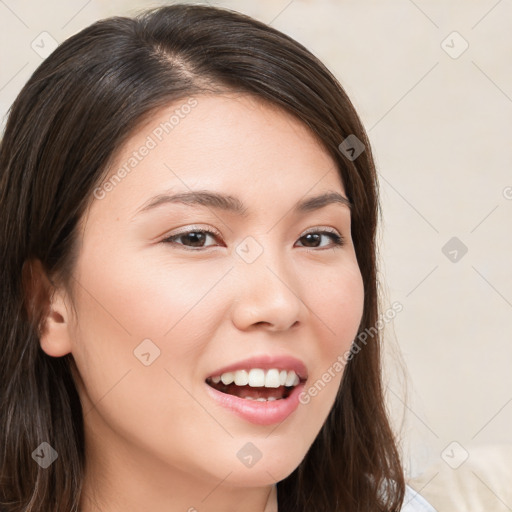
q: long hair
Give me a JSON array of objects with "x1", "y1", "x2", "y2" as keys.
[{"x1": 0, "y1": 4, "x2": 405, "y2": 510}]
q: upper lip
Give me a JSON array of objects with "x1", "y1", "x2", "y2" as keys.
[{"x1": 206, "y1": 354, "x2": 308, "y2": 381}]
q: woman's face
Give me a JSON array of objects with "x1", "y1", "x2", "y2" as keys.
[{"x1": 51, "y1": 93, "x2": 364, "y2": 499}]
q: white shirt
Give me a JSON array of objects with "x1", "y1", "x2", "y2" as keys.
[
  {"x1": 402, "y1": 485, "x2": 437, "y2": 511},
  {"x1": 263, "y1": 483, "x2": 437, "y2": 511}
]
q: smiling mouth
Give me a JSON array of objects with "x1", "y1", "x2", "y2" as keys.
[{"x1": 205, "y1": 368, "x2": 303, "y2": 401}]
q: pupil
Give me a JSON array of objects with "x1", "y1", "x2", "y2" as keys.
[
  {"x1": 303, "y1": 233, "x2": 320, "y2": 247},
  {"x1": 186, "y1": 232, "x2": 205, "y2": 246}
]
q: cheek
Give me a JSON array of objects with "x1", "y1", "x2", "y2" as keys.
[
  {"x1": 69, "y1": 249, "x2": 230, "y2": 384},
  {"x1": 310, "y1": 261, "x2": 365, "y2": 350},
  {"x1": 68, "y1": 252, "x2": 231, "y2": 452},
  {"x1": 299, "y1": 262, "x2": 364, "y2": 411}
]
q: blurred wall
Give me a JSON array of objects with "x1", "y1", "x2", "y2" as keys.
[{"x1": 1, "y1": 0, "x2": 511, "y2": 486}]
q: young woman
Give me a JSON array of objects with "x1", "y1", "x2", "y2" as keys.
[{"x1": 0, "y1": 4, "x2": 436, "y2": 511}]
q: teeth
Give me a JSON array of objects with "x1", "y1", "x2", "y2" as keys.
[
  {"x1": 234, "y1": 370, "x2": 249, "y2": 386},
  {"x1": 264, "y1": 369, "x2": 281, "y2": 388},
  {"x1": 220, "y1": 372, "x2": 234, "y2": 385},
  {"x1": 248, "y1": 369, "x2": 265, "y2": 387},
  {"x1": 285, "y1": 371, "x2": 299, "y2": 387},
  {"x1": 244, "y1": 396, "x2": 279, "y2": 401},
  {"x1": 212, "y1": 369, "x2": 300, "y2": 388}
]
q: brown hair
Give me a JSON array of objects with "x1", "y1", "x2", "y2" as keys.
[{"x1": 0, "y1": 4, "x2": 404, "y2": 511}]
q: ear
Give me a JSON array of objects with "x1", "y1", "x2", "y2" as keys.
[{"x1": 22, "y1": 258, "x2": 74, "y2": 357}]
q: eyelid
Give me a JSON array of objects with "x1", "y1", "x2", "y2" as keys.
[
  {"x1": 166, "y1": 224, "x2": 222, "y2": 238},
  {"x1": 300, "y1": 226, "x2": 341, "y2": 236}
]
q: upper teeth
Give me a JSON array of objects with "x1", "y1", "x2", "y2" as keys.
[{"x1": 211, "y1": 369, "x2": 300, "y2": 388}]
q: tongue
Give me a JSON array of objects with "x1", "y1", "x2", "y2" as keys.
[{"x1": 220, "y1": 383, "x2": 288, "y2": 400}]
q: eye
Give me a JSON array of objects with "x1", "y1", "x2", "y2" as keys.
[
  {"x1": 162, "y1": 227, "x2": 222, "y2": 249},
  {"x1": 161, "y1": 227, "x2": 345, "y2": 251},
  {"x1": 295, "y1": 229, "x2": 344, "y2": 250}
]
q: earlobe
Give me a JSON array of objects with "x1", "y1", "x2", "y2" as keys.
[{"x1": 22, "y1": 258, "x2": 74, "y2": 357}]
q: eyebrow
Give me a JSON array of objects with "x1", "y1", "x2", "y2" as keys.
[{"x1": 134, "y1": 189, "x2": 351, "y2": 218}]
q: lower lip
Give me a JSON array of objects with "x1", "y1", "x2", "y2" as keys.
[{"x1": 204, "y1": 381, "x2": 305, "y2": 426}]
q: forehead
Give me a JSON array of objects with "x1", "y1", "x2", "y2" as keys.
[{"x1": 85, "y1": 92, "x2": 346, "y2": 222}]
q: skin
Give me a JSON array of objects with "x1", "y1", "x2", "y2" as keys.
[{"x1": 39, "y1": 93, "x2": 365, "y2": 511}]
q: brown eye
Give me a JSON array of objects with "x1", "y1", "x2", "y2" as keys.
[
  {"x1": 162, "y1": 229, "x2": 220, "y2": 249},
  {"x1": 296, "y1": 230, "x2": 344, "y2": 249}
]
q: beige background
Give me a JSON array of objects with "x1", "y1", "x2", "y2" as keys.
[{"x1": 1, "y1": 0, "x2": 511, "y2": 503}]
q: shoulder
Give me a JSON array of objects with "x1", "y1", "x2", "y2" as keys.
[{"x1": 400, "y1": 485, "x2": 437, "y2": 512}]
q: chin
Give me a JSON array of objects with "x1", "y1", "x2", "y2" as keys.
[{"x1": 219, "y1": 435, "x2": 310, "y2": 486}]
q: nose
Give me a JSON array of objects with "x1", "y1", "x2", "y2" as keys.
[{"x1": 229, "y1": 243, "x2": 303, "y2": 332}]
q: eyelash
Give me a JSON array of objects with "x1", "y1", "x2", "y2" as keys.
[{"x1": 161, "y1": 227, "x2": 345, "y2": 251}]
